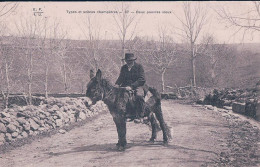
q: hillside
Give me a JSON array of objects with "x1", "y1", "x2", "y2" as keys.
[{"x1": 0, "y1": 36, "x2": 259, "y2": 94}]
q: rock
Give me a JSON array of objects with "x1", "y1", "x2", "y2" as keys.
[
  {"x1": 1, "y1": 112, "x2": 10, "y2": 118},
  {"x1": 45, "y1": 112, "x2": 51, "y2": 117},
  {"x1": 39, "y1": 114, "x2": 46, "y2": 119},
  {"x1": 2, "y1": 117, "x2": 11, "y2": 124},
  {"x1": 193, "y1": 104, "x2": 202, "y2": 107},
  {"x1": 0, "y1": 133, "x2": 5, "y2": 143},
  {"x1": 64, "y1": 118, "x2": 70, "y2": 124},
  {"x1": 17, "y1": 135, "x2": 23, "y2": 139},
  {"x1": 38, "y1": 127, "x2": 45, "y2": 131},
  {"x1": 12, "y1": 120, "x2": 20, "y2": 128},
  {"x1": 8, "y1": 108, "x2": 15, "y2": 113},
  {"x1": 28, "y1": 130, "x2": 34, "y2": 136},
  {"x1": 52, "y1": 105, "x2": 60, "y2": 111},
  {"x1": 0, "y1": 118, "x2": 5, "y2": 124},
  {"x1": 11, "y1": 132, "x2": 19, "y2": 138},
  {"x1": 58, "y1": 129, "x2": 66, "y2": 134},
  {"x1": 44, "y1": 120, "x2": 53, "y2": 126},
  {"x1": 77, "y1": 111, "x2": 86, "y2": 120},
  {"x1": 224, "y1": 100, "x2": 232, "y2": 106},
  {"x1": 6, "y1": 124, "x2": 17, "y2": 133},
  {"x1": 16, "y1": 106, "x2": 24, "y2": 112},
  {"x1": 232, "y1": 102, "x2": 246, "y2": 114},
  {"x1": 17, "y1": 112, "x2": 29, "y2": 118},
  {"x1": 55, "y1": 119, "x2": 63, "y2": 127},
  {"x1": 0, "y1": 123, "x2": 7, "y2": 133},
  {"x1": 17, "y1": 117, "x2": 28, "y2": 125},
  {"x1": 59, "y1": 107, "x2": 65, "y2": 112},
  {"x1": 63, "y1": 106, "x2": 69, "y2": 112},
  {"x1": 29, "y1": 118, "x2": 39, "y2": 131},
  {"x1": 69, "y1": 115, "x2": 76, "y2": 123},
  {"x1": 32, "y1": 117, "x2": 43, "y2": 126},
  {"x1": 5, "y1": 133, "x2": 12, "y2": 142},
  {"x1": 56, "y1": 111, "x2": 64, "y2": 120},
  {"x1": 21, "y1": 131, "x2": 28, "y2": 138},
  {"x1": 256, "y1": 102, "x2": 260, "y2": 121},
  {"x1": 205, "y1": 105, "x2": 214, "y2": 110},
  {"x1": 32, "y1": 131, "x2": 39, "y2": 136},
  {"x1": 23, "y1": 123, "x2": 30, "y2": 131},
  {"x1": 223, "y1": 106, "x2": 232, "y2": 110}
]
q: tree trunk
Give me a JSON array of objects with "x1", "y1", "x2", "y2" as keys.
[
  {"x1": 161, "y1": 68, "x2": 166, "y2": 93},
  {"x1": 121, "y1": 34, "x2": 126, "y2": 65},
  {"x1": 27, "y1": 53, "x2": 33, "y2": 105},
  {"x1": 93, "y1": 49, "x2": 98, "y2": 71},
  {"x1": 44, "y1": 62, "x2": 49, "y2": 98},
  {"x1": 62, "y1": 58, "x2": 68, "y2": 94},
  {"x1": 191, "y1": 43, "x2": 196, "y2": 87},
  {"x1": 192, "y1": 57, "x2": 196, "y2": 87},
  {"x1": 4, "y1": 58, "x2": 10, "y2": 108}
]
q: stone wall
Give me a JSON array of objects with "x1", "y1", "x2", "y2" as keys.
[
  {"x1": 0, "y1": 97, "x2": 107, "y2": 145},
  {"x1": 201, "y1": 87, "x2": 259, "y2": 120},
  {"x1": 162, "y1": 86, "x2": 212, "y2": 100}
]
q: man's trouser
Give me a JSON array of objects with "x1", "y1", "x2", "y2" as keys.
[{"x1": 135, "y1": 86, "x2": 146, "y2": 118}]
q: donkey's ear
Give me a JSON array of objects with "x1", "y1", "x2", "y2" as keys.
[
  {"x1": 96, "y1": 69, "x2": 102, "y2": 82},
  {"x1": 90, "y1": 69, "x2": 94, "y2": 79}
]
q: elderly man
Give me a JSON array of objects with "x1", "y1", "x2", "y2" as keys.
[{"x1": 115, "y1": 53, "x2": 146, "y2": 121}]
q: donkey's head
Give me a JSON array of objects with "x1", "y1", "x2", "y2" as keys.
[{"x1": 86, "y1": 69, "x2": 104, "y2": 104}]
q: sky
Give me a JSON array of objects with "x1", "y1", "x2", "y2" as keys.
[{"x1": 3, "y1": 1, "x2": 260, "y2": 44}]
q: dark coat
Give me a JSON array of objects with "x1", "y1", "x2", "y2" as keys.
[{"x1": 115, "y1": 62, "x2": 146, "y2": 89}]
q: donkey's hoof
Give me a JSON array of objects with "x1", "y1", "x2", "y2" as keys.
[
  {"x1": 149, "y1": 138, "x2": 155, "y2": 143},
  {"x1": 163, "y1": 141, "x2": 169, "y2": 146},
  {"x1": 117, "y1": 146, "x2": 125, "y2": 151}
]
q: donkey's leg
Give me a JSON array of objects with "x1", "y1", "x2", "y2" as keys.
[
  {"x1": 149, "y1": 113, "x2": 157, "y2": 142},
  {"x1": 113, "y1": 115, "x2": 127, "y2": 150},
  {"x1": 154, "y1": 105, "x2": 169, "y2": 145}
]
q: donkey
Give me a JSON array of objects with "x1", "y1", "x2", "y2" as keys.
[{"x1": 86, "y1": 69, "x2": 172, "y2": 151}]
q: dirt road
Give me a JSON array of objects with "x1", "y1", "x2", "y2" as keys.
[{"x1": 0, "y1": 100, "x2": 259, "y2": 167}]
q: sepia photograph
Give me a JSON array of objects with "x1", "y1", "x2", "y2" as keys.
[{"x1": 0, "y1": 1, "x2": 259, "y2": 166}]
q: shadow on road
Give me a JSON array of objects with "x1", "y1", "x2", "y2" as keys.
[
  {"x1": 46, "y1": 143, "x2": 118, "y2": 157},
  {"x1": 46, "y1": 140, "x2": 218, "y2": 157},
  {"x1": 46, "y1": 140, "x2": 166, "y2": 157}
]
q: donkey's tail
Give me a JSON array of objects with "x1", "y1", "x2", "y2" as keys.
[{"x1": 148, "y1": 87, "x2": 161, "y2": 105}]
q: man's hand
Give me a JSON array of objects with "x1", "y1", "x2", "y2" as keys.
[
  {"x1": 114, "y1": 84, "x2": 120, "y2": 88},
  {"x1": 125, "y1": 86, "x2": 132, "y2": 91}
]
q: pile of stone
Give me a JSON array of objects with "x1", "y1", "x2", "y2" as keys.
[
  {"x1": 0, "y1": 97, "x2": 108, "y2": 145},
  {"x1": 200, "y1": 87, "x2": 259, "y2": 120},
  {"x1": 162, "y1": 86, "x2": 211, "y2": 100}
]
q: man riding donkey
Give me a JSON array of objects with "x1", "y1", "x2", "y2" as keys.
[{"x1": 115, "y1": 53, "x2": 148, "y2": 122}]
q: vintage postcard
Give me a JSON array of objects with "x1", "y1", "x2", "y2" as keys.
[{"x1": 0, "y1": 1, "x2": 259, "y2": 167}]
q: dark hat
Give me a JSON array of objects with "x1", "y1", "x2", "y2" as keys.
[{"x1": 122, "y1": 53, "x2": 137, "y2": 61}]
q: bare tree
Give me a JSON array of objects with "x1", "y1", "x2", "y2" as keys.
[
  {"x1": 78, "y1": 14, "x2": 101, "y2": 71},
  {"x1": 199, "y1": 35, "x2": 223, "y2": 86},
  {"x1": 78, "y1": 14, "x2": 119, "y2": 81},
  {"x1": 0, "y1": 47, "x2": 12, "y2": 108},
  {"x1": 216, "y1": 1, "x2": 260, "y2": 40},
  {"x1": 0, "y1": 2, "x2": 18, "y2": 18},
  {"x1": 37, "y1": 17, "x2": 49, "y2": 98},
  {"x1": 111, "y1": 2, "x2": 142, "y2": 64},
  {"x1": 15, "y1": 15, "x2": 45, "y2": 105},
  {"x1": 0, "y1": 25, "x2": 15, "y2": 108},
  {"x1": 55, "y1": 37, "x2": 72, "y2": 94},
  {"x1": 173, "y1": 2, "x2": 208, "y2": 87},
  {"x1": 42, "y1": 19, "x2": 65, "y2": 97},
  {"x1": 146, "y1": 25, "x2": 177, "y2": 92},
  {"x1": 0, "y1": 2, "x2": 19, "y2": 108}
]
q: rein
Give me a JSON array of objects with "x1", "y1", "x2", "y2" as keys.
[{"x1": 101, "y1": 83, "x2": 132, "y2": 100}]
